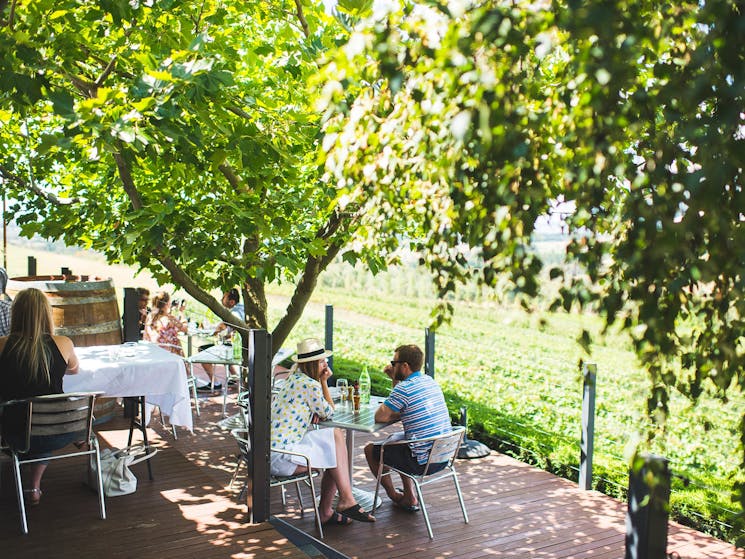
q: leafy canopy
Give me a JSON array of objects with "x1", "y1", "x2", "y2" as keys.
[
  {"x1": 0, "y1": 0, "x2": 399, "y2": 347},
  {"x1": 319, "y1": 0, "x2": 745, "y2": 530}
]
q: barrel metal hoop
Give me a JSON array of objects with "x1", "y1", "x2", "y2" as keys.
[
  {"x1": 55, "y1": 320, "x2": 122, "y2": 336},
  {"x1": 44, "y1": 294, "x2": 117, "y2": 305}
]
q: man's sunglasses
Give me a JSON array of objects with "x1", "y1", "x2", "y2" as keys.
[{"x1": 390, "y1": 360, "x2": 406, "y2": 366}]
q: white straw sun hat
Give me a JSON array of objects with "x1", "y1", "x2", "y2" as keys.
[{"x1": 292, "y1": 337, "x2": 333, "y2": 363}]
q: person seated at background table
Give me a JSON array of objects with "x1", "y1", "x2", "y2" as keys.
[
  {"x1": 364, "y1": 344, "x2": 451, "y2": 512},
  {"x1": 144, "y1": 291, "x2": 187, "y2": 356},
  {"x1": 171, "y1": 298, "x2": 188, "y2": 323},
  {"x1": 136, "y1": 286, "x2": 150, "y2": 340},
  {"x1": 271, "y1": 337, "x2": 375, "y2": 526},
  {"x1": 0, "y1": 288, "x2": 80, "y2": 506},
  {"x1": 197, "y1": 288, "x2": 245, "y2": 391}
]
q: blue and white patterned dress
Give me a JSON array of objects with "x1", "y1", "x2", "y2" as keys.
[{"x1": 270, "y1": 369, "x2": 336, "y2": 476}]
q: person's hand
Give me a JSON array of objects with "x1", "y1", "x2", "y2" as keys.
[
  {"x1": 311, "y1": 413, "x2": 321, "y2": 424},
  {"x1": 383, "y1": 364, "x2": 394, "y2": 379},
  {"x1": 320, "y1": 361, "x2": 333, "y2": 384}
]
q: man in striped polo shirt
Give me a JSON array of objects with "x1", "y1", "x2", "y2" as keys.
[{"x1": 364, "y1": 344, "x2": 452, "y2": 512}]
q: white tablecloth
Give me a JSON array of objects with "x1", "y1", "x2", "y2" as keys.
[{"x1": 65, "y1": 342, "x2": 193, "y2": 431}]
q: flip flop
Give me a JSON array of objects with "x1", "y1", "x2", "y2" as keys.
[
  {"x1": 393, "y1": 500, "x2": 420, "y2": 513},
  {"x1": 393, "y1": 487, "x2": 420, "y2": 512},
  {"x1": 338, "y1": 503, "x2": 375, "y2": 523},
  {"x1": 322, "y1": 512, "x2": 352, "y2": 526}
]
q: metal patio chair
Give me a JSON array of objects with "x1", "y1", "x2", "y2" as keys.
[
  {"x1": 230, "y1": 427, "x2": 324, "y2": 539},
  {"x1": 372, "y1": 425, "x2": 469, "y2": 539},
  {"x1": 0, "y1": 392, "x2": 106, "y2": 534}
]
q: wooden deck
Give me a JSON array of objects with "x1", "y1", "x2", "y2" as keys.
[{"x1": 1, "y1": 386, "x2": 741, "y2": 559}]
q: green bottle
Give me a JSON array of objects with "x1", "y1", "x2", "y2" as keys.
[{"x1": 358, "y1": 366, "x2": 371, "y2": 405}]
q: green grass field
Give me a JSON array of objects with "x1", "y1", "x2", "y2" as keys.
[{"x1": 4, "y1": 241, "x2": 742, "y2": 542}]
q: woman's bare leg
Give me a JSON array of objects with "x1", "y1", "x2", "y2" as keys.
[{"x1": 319, "y1": 429, "x2": 357, "y2": 512}]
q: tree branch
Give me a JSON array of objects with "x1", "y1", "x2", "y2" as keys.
[
  {"x1": 294, "y1": 0, "x2": 311, "y2": 39},
  {"x1": 0, "y1": 163, "x2": 81, "y2": 205},
  {"x1": 154, "y1": 249, "x2": 241, "y2": 329},
  {"x1": 112, "y1": 143, "x2": 144, "y2": 210},
  {"x1": 270, "y1": 208, "x2": 358, "y2": 349},
  {"x1": 94, "y1": 24, "x2": 137, "y2": 86}
]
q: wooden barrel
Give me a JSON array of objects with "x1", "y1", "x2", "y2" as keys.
[{"x1": 7, "y1": 275, "x2": 123, "y2": 347}]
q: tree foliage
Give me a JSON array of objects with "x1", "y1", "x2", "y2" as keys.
[
  {"x1": 0, "y1": 0, "x2": 398, "y2": 349},
  {"x1": 319, "y1": 0, "x2": 745, "y2": 530}
]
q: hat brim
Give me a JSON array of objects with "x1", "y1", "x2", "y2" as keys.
[{"x1": 292, "y1": 349, "x2": 333, "y2": 363}]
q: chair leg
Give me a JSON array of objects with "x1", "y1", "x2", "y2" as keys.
[
  {"x1": 452, "y1": 471, "x2": 469, "y2": 524},
  {"x1": 222, "y1": 365, "x2": 230, "y2": 418},
  {"x1": 92, "y1": 438, "x2": 107, "y2": 520},
  {"x1": 229, "y1": 459, "x2": 241, "y2": 490},
  {"x1": 295, "y1": 481, "x2": 305, "y2": 512},
  {"x1": 372, "y1": 459, "x2": 388, "y2": 514},
  {"x1": 307, "y1": 472, "x2": 323, "y2": 539},
  {"x1": 414, "y1": 482, "x2": 434, "y2": 539},
  {"x1": 11, "y1": 454, "x2": 28, "y2": 535},
  {"x1": 190, "y1": 378, "x2": 201, "y2": 417}
]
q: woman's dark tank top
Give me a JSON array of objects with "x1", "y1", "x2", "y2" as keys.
[
  {"x1": 0, "y1": 334, "x2": 68, "y2": 401},
  {"x1": 0, "y1": 334, "x2": 68, "y2": 441}
]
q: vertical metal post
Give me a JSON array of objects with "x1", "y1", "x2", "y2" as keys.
[
  {"x1": 325, "y1": 304, "x2": 334, "y2": 371},
  {"x1": 27, "y1": 256, "x2": 37, "y2": 276},
  {"x1": 424, "y1": 328, "x2": 435, "y2": 377},
  {"x1": 122, "y1": 287, "x2": 140, "y2": 342},
  {"x1": 248, "y1": 329, "x2": 272, "y2": 523},
  {"x1": 2, "y1": 191, "x2": 6, "y2": 269},
  {"x1": 625, "y1": 455, "x2": 670, "y2": 559},
  {"x1": 579, "y1": 363, "x2": 596, "y2": 490}
]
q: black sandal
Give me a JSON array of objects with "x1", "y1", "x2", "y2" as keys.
[
  {"x1": 322, "y1": 512, "x2": 352, "y2": 526},
  {"x1": 338, "y1": 503, "x2": 375, "y2": 523}
]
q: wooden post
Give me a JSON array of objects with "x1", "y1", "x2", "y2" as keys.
[
  {"x1": 122, "y1": 287, "x2": 140, "y2": 343},
  {"x1": 424, "y1": 328, "x2": 435, "y2": 377},
  {"x1": 247, "y1": 329, "x2": 272, "y2": 523},
  {"x1": 325, "y1": 304, "x2": 334, "y2": 371},
  {"x1": 625, "y1": 455, "x2": 670, "y2": 559},
  {"x1": 579, "y1": 363, "x2": 597, "y2": 490},
  {"x1": 27, "y1": 256, "x2": 37, "y2": 276}
]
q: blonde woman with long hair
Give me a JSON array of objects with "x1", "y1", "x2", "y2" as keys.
[{"x1": 0, "y1": 288, "x2": 80, "y2": 505}]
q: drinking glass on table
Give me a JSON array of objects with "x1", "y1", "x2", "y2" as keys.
[{"x1": 337, "y1": 378, "x2": 348, "y2": 402}]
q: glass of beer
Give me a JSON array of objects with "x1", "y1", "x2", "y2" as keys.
[{"x1": 337, "y1": 378, "x2": 348, "y2": 402}]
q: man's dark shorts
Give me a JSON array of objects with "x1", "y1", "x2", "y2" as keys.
[{"x1": 371, "y1": 442, "x2": 447, "y2": 475}]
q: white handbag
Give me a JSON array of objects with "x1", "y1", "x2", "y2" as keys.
[{"x1": 89, "y1": 445, "x2": 157, "y2": 497}]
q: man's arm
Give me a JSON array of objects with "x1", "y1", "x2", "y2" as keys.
[{"x1": 375, "y1": 401, "x2": 400, "y2": 423}]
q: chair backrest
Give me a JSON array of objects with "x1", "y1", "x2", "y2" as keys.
[
  {"x1": 231, "y1": 427, "x2": 251, "y2": 457},
  {"x1": 3, "y1": 393, "x2": 98, "y2": 453},
  {"x1": 30, "y1": 393, "x2": 96, "y2": 437},
  {"x1": 423, "y1": 426, "x2": 466, "y2": 475}
]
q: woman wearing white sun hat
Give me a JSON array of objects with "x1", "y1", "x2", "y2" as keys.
[{"x1": 270, "y1": 337, "x2": 375, "y2": 526}]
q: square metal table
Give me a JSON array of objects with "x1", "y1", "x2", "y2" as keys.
[{"x1": 319, "y1": 395, "x2": 396, "y2": 509}]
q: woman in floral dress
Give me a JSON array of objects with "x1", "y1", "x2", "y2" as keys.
[
  {"x1": 270, "y1": 337, "x2": 375, "y2": 526},
  {"x1": 144, "y1": 291, "x2": 186, "y2": 356}
]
